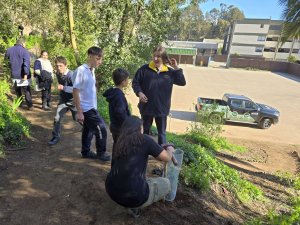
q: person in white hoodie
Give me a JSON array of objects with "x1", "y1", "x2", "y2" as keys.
[{"x1": 34, "y1": 50, "x2": 54, "y2": 110}]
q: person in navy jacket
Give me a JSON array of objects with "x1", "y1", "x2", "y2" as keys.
[
  {"x1": 5, "y1": 38, "x2": 33, "y2": 109},
  {"x1": 132, "y1": 45, "x2": 186, "y2": 145}
]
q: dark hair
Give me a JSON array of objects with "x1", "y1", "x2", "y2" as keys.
[
  {"x1": 112, "y1": 68, "x2": 129, "y2": 86},
  {"x1": 113, "y1": 116, "x2": 143, "y2": 160},
  {"x1": 153, "y1": 45, "x2": 170, "y2": 64},
  {"x1": 87, "y1": 46, "x2": 103, "y2": 57},
  {"x1": 16, "y1": 38, "x2": 25, "y2": 45},
  {"x1": 40, "y1": 50, "x2": 48, "y2": 57},
  {"x1": 55, "y1": 56, "x2": 67, "y2": 65}
]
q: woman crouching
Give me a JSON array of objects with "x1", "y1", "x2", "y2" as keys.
[{"x1": 105, "y1": 116, "x2": 174, "y2": 218}]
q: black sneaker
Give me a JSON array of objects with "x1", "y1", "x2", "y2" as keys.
[
  {"x1": 127, "y1": 208, "x2": 140, "y2": 218},
  {"x1": 82, "y1": 151, "x2": 97, "y2": 159},
  {"x1": 48, "y1": 137, "x2": 60, "y2": 145},
  {"x1": 97, "y1": 152, "x2": 111, "y2": 162}
]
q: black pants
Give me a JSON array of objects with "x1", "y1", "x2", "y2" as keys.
[
  {"x1": 110, "y1": 125, "x2": 120, "y2": 156},
  {"x1": 142, "y1": 115, "x2": 167, "y2": 145},
  {"x1": 42, "y1": 85, "x2": 51, "y2": 105},
  {"x1": 81, "y1": 109, "x2": 107, "y2": 155},
  {"x1": 14, "y1": 82, "x2": 33, "y2": 107}
]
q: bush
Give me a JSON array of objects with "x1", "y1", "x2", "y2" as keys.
[
  {"x1": 0, "y1": 79, "x2": 30, "y2": 152},
  {"x1": 167, "y1": 132, "x2": 263, "y2": 202}
]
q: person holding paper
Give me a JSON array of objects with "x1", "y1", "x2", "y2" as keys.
[{"x1": 5, "y1": 38, "x2": 33, "y2": 110}]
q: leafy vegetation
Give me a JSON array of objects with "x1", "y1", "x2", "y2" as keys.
[
  {"x1": 278, "y1": 0, "x2": 300, "y2": 44},
  {"x1": 246, "y1": 197, "x2": 300, "y2": 225},
  {"x1": 0, "y1": 79, "x2": 30, "y2": 154},
  {"x1": 167, "y1": 132, "x2": 263, "y2": 202}
]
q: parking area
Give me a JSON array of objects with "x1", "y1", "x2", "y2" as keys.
[{"x1": 127, "y1": 65, "x2": 300, "y2": 145}]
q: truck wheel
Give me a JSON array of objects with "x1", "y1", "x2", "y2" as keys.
[
  {"x1": 259, "y1": 118, "x2": 272, "y2": 129},
  {"x1": 209, "y1": 113, "x2": 223, "y2": 124}
]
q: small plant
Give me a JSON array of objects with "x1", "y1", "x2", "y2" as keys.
[
  {"x1": 287, "y1": 55, "x2": 297, "y2": 63},
  {"x1": 12, "y1": 96, "x2": 23, "y2": 111}
]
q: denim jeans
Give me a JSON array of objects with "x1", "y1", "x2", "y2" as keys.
[{"x1": 81, "y1": 109, "x2": 107, "y2": 155}]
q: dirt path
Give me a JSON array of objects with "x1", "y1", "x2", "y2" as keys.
[{"x1": 0, "y1": 93, "x2": 299, "y2": 225}]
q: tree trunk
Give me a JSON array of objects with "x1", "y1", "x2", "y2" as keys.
[
  {"x1": 67, "y1": 0, "x2": 81, "y2": 66},
  {"x1": 117, "y1": 2, "x2": 129, "y2": 51}
]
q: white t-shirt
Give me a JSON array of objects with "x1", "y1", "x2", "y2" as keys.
[{"x1": 73, "y1": 64, "x2": 97, "y2": 112}]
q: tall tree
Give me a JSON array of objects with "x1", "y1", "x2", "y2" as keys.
[
  {"x1": 279, "y1": 0, "x2": 300, "y2": 43},
  {"x1": 67, "y1": 0, "x2": 81, "y2": 66}
]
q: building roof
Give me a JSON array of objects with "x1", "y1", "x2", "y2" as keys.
[
  {"x1": 234, "y1": 18, "x2": 284, "y2": 25},
  {"x1": 166, "y1": 47, "x2": 197, "y2": 55},
  {"x1": 165, "y1": 41, "x2": 218, "y2": 50}
]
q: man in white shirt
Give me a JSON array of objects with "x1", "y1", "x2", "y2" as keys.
[{"x1": 73, "y1": 47, "x2": 111, "y2": 161}]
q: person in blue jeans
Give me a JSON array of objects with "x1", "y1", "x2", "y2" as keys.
[
  {"x1": 73, "y1": 46, "x2": 111, "y2": 161},
  {"x1": 132, "y1": 45, "x2": 186, "y2": 145}
]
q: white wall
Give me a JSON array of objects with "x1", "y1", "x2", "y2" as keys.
[
  {"x1": 232, "y1": 35, "x2": 265, "y2": 45},
  {"x1": 234, "y1": 23, "x2": 269, "y2": 34},
  {"x1": 263, "y1": 52, "x2": 276, "y2": 59},
  {"x1": 231, "y1": 46, "x2": 263, "y2": 56}
]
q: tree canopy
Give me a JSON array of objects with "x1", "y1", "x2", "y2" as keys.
[{"x1": 279, "y1": 0, "x2": 300, "y2": 43}]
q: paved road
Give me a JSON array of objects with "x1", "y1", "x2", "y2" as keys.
[{"x1": 127, "y1": 65, "x2": 300, "y2": 145}]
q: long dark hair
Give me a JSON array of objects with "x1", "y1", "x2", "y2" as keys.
[{"x1": 113, "y1": 116, "x2": 144, "y2": 160}]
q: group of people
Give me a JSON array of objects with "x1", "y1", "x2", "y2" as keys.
[{"x1": 5, "y1": 38, "x2": 186, "y2": 217}]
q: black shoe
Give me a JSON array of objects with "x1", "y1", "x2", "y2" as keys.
[
  {"x1": 127, "y1": 208, "x2": 140, "y2": 218},
  {"x1": 47, "y1": 102, "x2": 51, "y2": 108},
  {"x1": 97, "y1": 152, "x2": 111, "y2": 161},
  {"x1": 48, "y1": 137, "x2": 60, "y2": 145},
  {"x1": 82, "y1": 151, "x2": 97, "y2": 159}
]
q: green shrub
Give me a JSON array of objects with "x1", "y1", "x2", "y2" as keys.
[
  {"x1": 97, "y1": 94, "x2": 109, "y2": 123},
  {"x1": 167, "y1": 133, "x2": 263, "y2": 202},
  {"x1": 0, "y1": 80, "x2": 30, "y2": 151}
]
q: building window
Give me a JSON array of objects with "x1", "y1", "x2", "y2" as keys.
[
  {"x1": 255, "y1": 47, "x2": 263, "y2": 52},
  {"x1": 277, "y1": 48, "x2": 290, "y2": 53},
  {"x1": 269, "y1": 25, "x2": 282, "y2": 31},
  {"x1": 292, "y1": 49, "x2": 299, "y2": 53},
  {"x1": 266, "y1": 36, "x2": 279, "y2": 41},
  {"x1": 260, "y1": 24, "x2": 264, "y2": 28},
  {"x1": 257, "y1": 36, "x2": 266, "y2": 41},
  {"x1": 264, "y1": 48, "x2": 275, "y2": 52}
]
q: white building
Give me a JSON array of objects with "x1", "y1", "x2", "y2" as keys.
[{"x1": 223, "y1": 19, "x2": 300, "y2": 61}]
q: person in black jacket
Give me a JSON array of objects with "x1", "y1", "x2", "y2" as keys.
[
  {"x1": 132, "y1": 45, "x2": 186, "y2": 145},
  {"x1": 103, "y1": 68, "x2": 131, "y2": 149},
  {"x1": 48, "y1": 56, "x2": 76, "y2": 145}
]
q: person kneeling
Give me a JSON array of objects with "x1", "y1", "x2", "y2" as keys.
[{"x1": 105, "y1": 116, "x2": 174, "y2": 218}]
